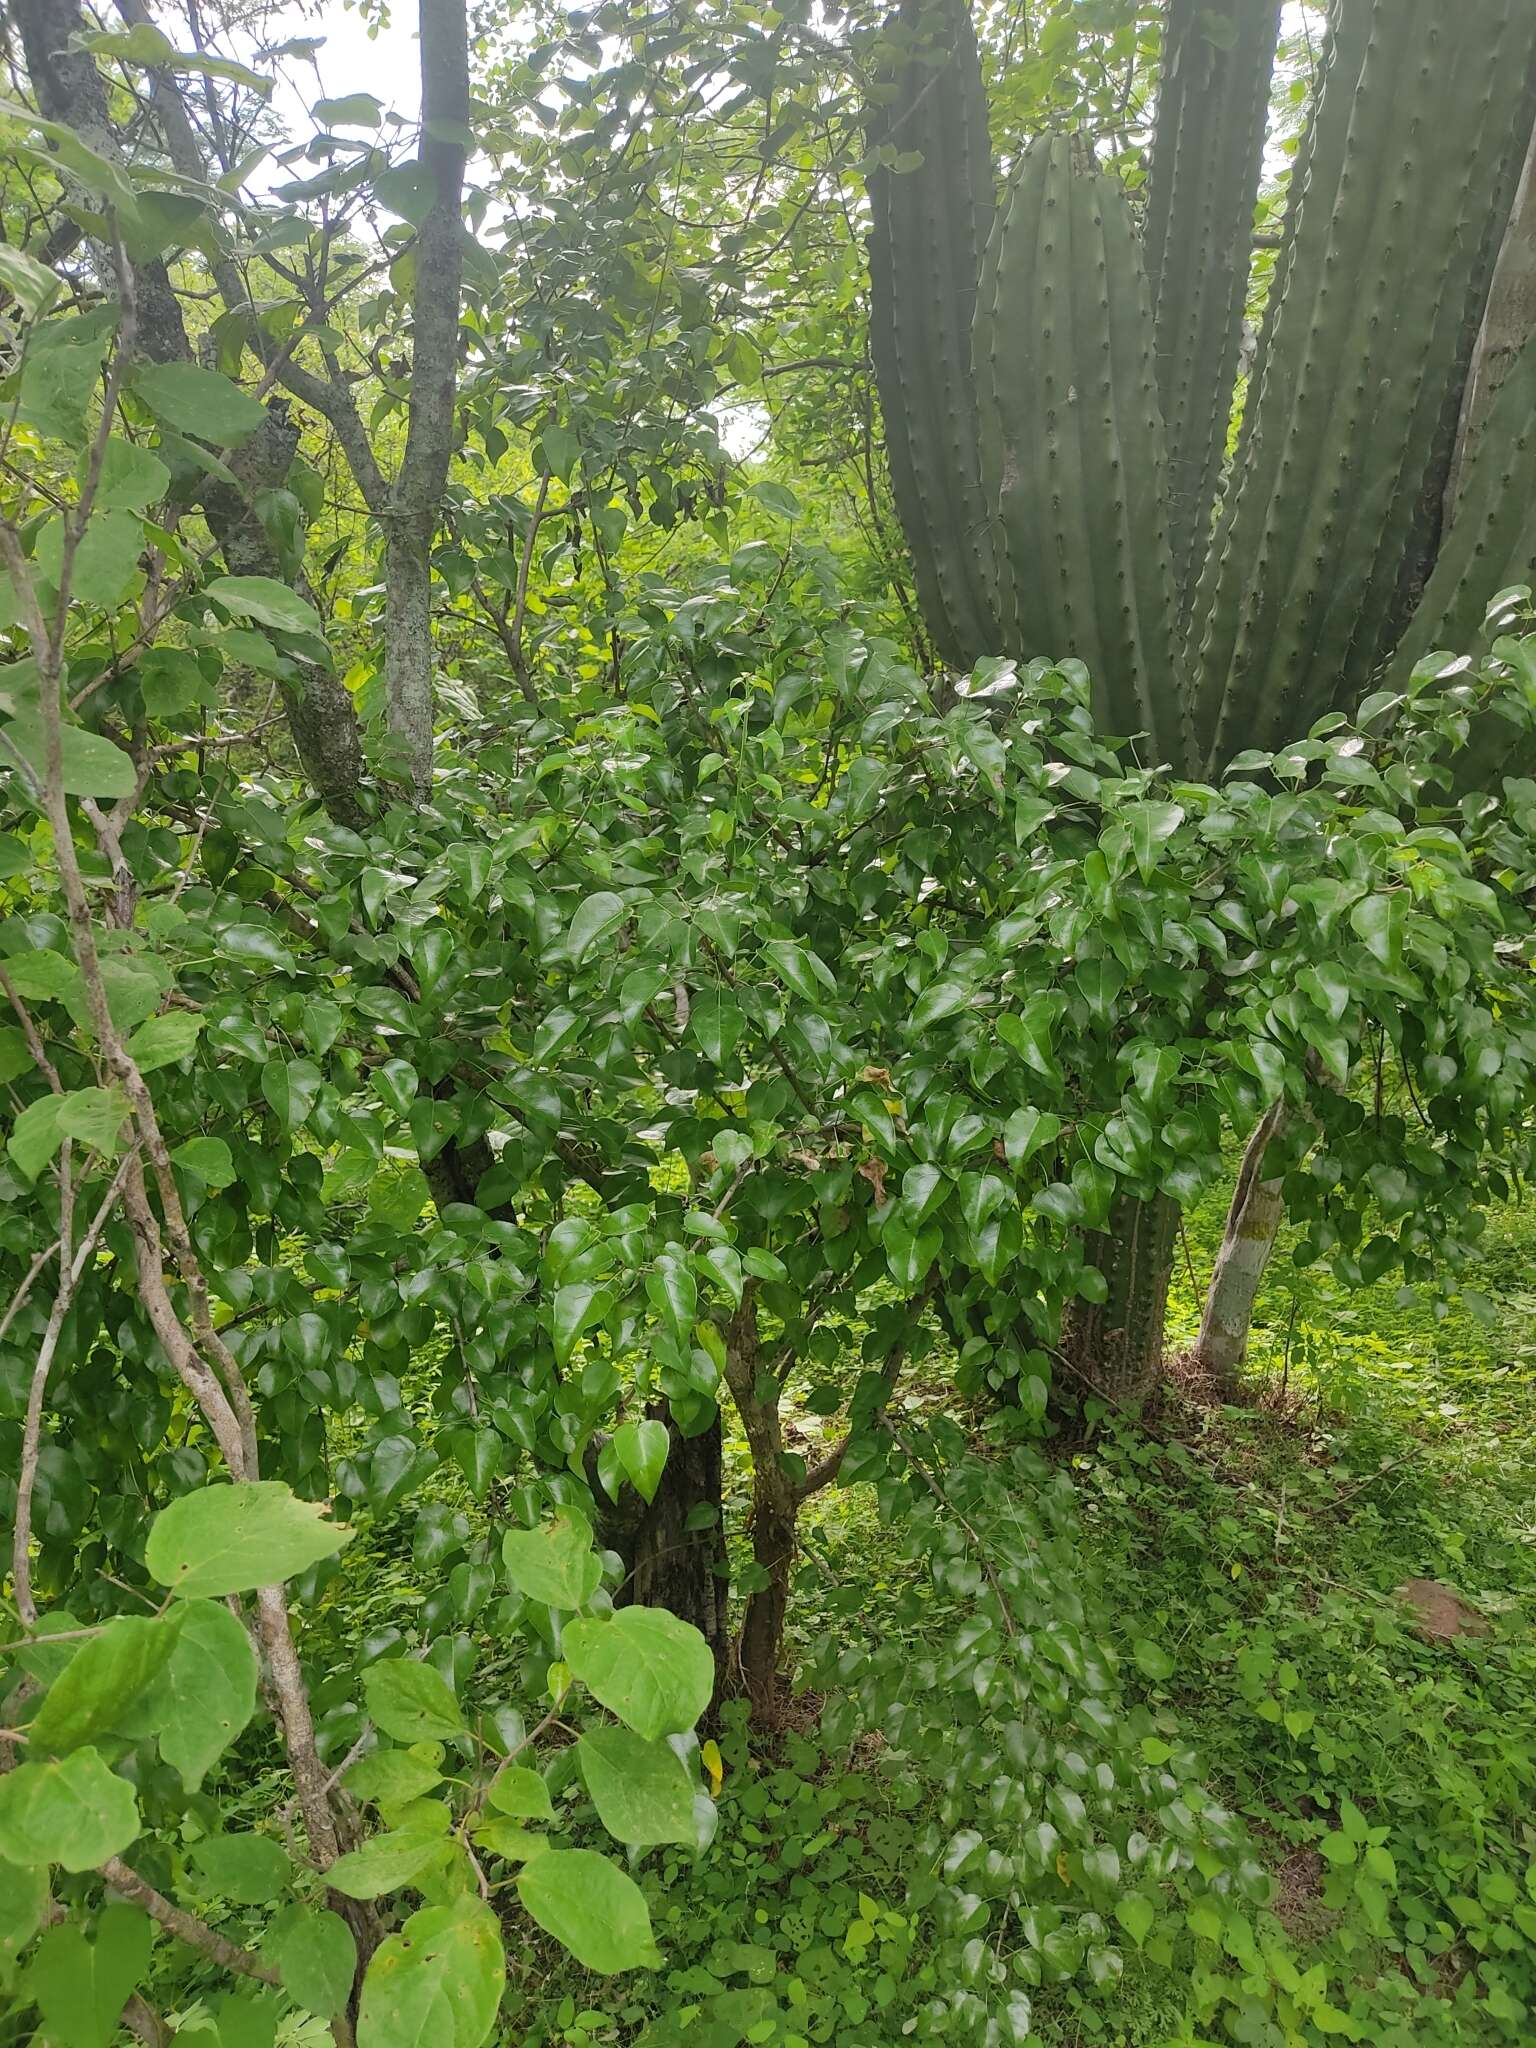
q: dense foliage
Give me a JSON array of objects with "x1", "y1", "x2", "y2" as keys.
[{"x1": 1, "y1": 3, "x2": 1534, "y2": 2045}]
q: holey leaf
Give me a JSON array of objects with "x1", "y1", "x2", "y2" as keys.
[
  {"x1": 146, "y1": 1480, "x2": 350, "y2": 1597},
  {"x1": 357, "y1": 1899, "x2": 505, "y2": 2048},
  {"x1": 501, "y1": 1508, "x2": 601, "y2": 1610}
]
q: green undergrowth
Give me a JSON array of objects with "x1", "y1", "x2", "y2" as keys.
[
  {"x1": 285, "y1": 1193, "x2": 1536, "y2": 2048},
  {"x1": 574, "y1": 1202, "x2": 1533, "y2": 2046}
]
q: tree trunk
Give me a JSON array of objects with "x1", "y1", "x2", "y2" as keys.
[
  {"x1": 384, "y1": 517, "x2": 436, "y2": 797},
  {"x1": 736, "y1": 1481, "x2": 797, "y2": 1719},
  {"x1": 1059, "y1": 1191, "x2": 1179, "y2": 1410},
  {"x1": 1192, "y1": 1104, "x2": 1288, "y2": 1392},
  {"x1": 201, "y1": 412, "x2": 365, "y2": 825},
  {"x1": 623, "y1": 1412, "x2": 729, "y2": 1699}
]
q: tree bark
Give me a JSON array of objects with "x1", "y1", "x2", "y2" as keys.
[
  {"x1": 1059, "y1": 1191, "x2": 1179, "y2": 1411},
  {"x1": 736, "y1": 1477, "x2": 798, "y2": 1718},
  {"x1": 1192, "y1": 1103, "x2": 1289, "y2": 1392},
  {"x1": 623, "y1": 1413, "x2": 729, "y2": 1696}
]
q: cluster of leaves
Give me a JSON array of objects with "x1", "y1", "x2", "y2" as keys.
[{"x1": 0, "y1": 1483, "x2": 719, "y2": 2041}]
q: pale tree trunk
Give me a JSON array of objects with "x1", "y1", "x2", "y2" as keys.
[
  {"x1": 383, "y1": 0, "x2": 470, "y2": 795},
  {"x1": 1192, "y1": 1101, "x2": 1289, "y2": 1392},
  {"x1": 1059, "y1": 1192, "x2": 1179, "y2": 1411}
]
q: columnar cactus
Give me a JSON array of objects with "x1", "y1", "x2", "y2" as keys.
[
  {"x1": 974, "y1": 135, "x2": 1184, "y2": 762},
  {"x1": 867, "y1": 0, "x2": 1536, "y2": 780},
  {"x1": 865, "y1": 0, "x2": 1536, "y2": 1399},
  {"x1": 865, "y1": 0, "x2": 997, "y2": 669}
]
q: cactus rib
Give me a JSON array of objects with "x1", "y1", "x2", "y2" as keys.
[
  {"x1": 1142, "y1": 0, "x2": 1282, "y2": 612},
  {"x1": 1192, "y1": 0, "x2": 1536, "y2": 772},
  {"x1": 977, "y1": 136, "x2": 1183, "y2": 765},
  {"x1": 867, "y1": 0, "x2": 998, "y2": 667}
]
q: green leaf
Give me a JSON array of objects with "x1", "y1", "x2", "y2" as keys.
[
  {"x1": 1, "y1": 717, "x2": 136, "y2": 798},
  {"x1": 146, "y1": 1480, "x2": 351, "y2": 1597},
  {"x1": 89, "y1": 439, "x2": 170, "y2": 511},
  {"x1": 538, "y1": 423, "x2": 581, "y2": 483},
  {"x1": 30, "y1": 1613, "x2": 184, "y2": 1755},
  {"x1": 357, "y1": 1900, "x2": 505, "y2": 2048},
  {"x1": 156, "y1": 1599, "x2": 258, "y2": 1791},
  {"x1": 1121, "y1": 800, "x2": 1185, "y2": 881},
  {"x1": 0, "y1": 1857, "x2": 49, "y2": 1970},
  {"x1": 24, "y1": 1905, "x2": 152, "y2": 2048},
  {"x1": 748, "y1": 480, "x2": 803, "y2": 522},
  {"x1": 0, "y1": 244, "x2": 61, "y2": 319},
  {"x1": 612, "y1": 1418, "x2": 669, "y2": 1505},
  {"x1": 325, "y1": 1827, "x2": 454, "y2": 1901},
  {"x1": 910, "y1": 979, "x2": 971, "y2": 1031},
  {"x1": 364, "y1": 1661, "x2": 466, "y2": 1744},
  {"x1": 517, "y1": 1850, "x2": 661, "y2": 1973},
  {"x1": 261, "y1": 1057, "x2": 323, "y2": 1128},
  {"x1": 0, "y1": 1747, "x2": 139, "y2": 1870},
  {"x1": 35, "y1": 509, "x2": 143, "y2": 609},
  {"x1": 487, "y1": 1767, "x2": 555, "y2": 1823},
  {"x1": 348, "y1": 1748, "x2": 444, "y2": 1808},
  {"x1": 760, "y1": 938, "x2": 834, "y2": 1000},
  {"x1": 550, "y1": 1280, "x2": 610, "y2": 1369},
  {"x1": 268, "y1": 1906, "x2": 357, "y2": 2020},
  {"x1": 219, "y1": 924, "x2": 297, "y2": 972},
  {"x1": 1132, "y1": 1639, "x2": 1175, "y2": 1683},
  {"x1": 1115, "y1": 1893, "x2": 1156, "y2": 1948},
  {"x1": 7, "y1": 1094, "x2": 67, "y2": 1182},
  {"x1": 577, "y1": 1725, "x2": 697, "y2": 1848},
  {"x1": 204, "y1": 574, "x2": 322, "y2": 636},
  {"x1": 192, "y1": 1832, "x2": 292, "y2": 1904},
  {"x1": 563, "y1": 1607, "x2": 714, "y2": 1741},
  {"x1": 8, "y1": 1086, "x2": 130, "y2": 1183},
  {"x1": 1002, "y1": 1107, "x2": 1061, "y2": 1170},
  {"x1": 567, "y1": 891, "x2": 626, "y2": 963},
  {"x1": 132, "y1": 361, "x2": 267, "y2": 443},
  {"x1": 126, "y1": 1009, "x2": 203, "y2": 1072},
  {"x1": 314, "y1": 92, "x2": 384, "y2": 127},
  {"x1": 1349, "y1": 891, "x2": 1403, "y2": 970},
  {"x1": 173, "y1": 1135, "x2": 235, "y2": 1187},
  {"x1": 501, "y1": 1508, "x2": 601, "y2": 1610}
]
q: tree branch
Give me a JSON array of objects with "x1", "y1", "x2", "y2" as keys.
[{"x1": 100, "y1": 1858, "x2": 282, "y2": 1984}]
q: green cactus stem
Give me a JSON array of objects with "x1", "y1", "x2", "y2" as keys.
[
  {"x1": 976, "y1": 135, "x2": 1184, "y2": 765},
  {"x1": 867, "y1": 0, "x2": 999, "y2": 669}
]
